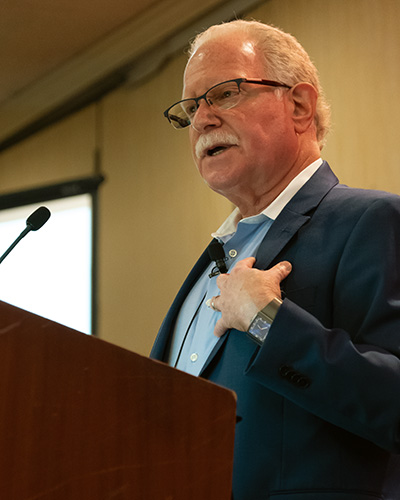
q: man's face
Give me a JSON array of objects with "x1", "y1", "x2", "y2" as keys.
[{"x1": 183, "y1": 34, "x2": 299, "y2": 212}]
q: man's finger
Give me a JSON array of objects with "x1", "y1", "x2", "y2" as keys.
[
  {"x1": 271, "y1": 261, "x2": 292, "y2": 282},
  {"x1": 214, "y1": 317, "x2": 227, "y2": 338},
  {"x1": 234, "y1": 256, "x2": 256, "y2": 269},
  {"x1": 206, "y1": 295, "x2": 220, "y2": 311}
]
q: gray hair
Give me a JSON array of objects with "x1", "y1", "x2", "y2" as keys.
[{"x1": 188, "y1": 20, "x2": 331, "y2": 149}]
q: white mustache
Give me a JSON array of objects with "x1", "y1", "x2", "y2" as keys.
[{"x1": 195, "y1": 131, "x2": 239, "y2": 159}]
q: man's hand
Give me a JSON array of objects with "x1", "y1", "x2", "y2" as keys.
[{"x1": 210, "y1": 257, "x2": 292, "y2": 338}]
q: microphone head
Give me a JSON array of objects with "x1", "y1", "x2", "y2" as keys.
[
  {"x1": 26, "y1": 206, "x2": 51, "y2": 231},
  {"x1": 208, "y1": 239, "x2": 226, "y2": 262},
  {"x1": 208, "y1": 238, "x2": 228, "y2": 274}
]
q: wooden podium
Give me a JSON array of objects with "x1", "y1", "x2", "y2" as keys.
[{"x1": 0, "y1": 301, "x2": 236, "y2": 500}]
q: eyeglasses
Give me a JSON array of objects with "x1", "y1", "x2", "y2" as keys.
[{"x1": 163, "y1": 78, "x2": 291, "y2": 129}]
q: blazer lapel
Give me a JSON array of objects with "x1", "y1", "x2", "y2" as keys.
[
  {"x1": 255, "y1": 161, "x2": 339, "y2": 270},
  {"x1": 150, "y1": 244, "x2": 211, "y2": 360},
  {"x1": 200, "y1": 162, "x2": 339, "y2": 375}
]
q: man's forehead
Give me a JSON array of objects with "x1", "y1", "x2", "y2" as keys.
[
  {"x1": 188, "y1": 37, "x2": 257, "y2": 64},
  {"x1": 183, "y1": 37, "x2": 259, "y2": 94}
]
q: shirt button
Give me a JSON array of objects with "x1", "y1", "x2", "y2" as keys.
[
  {"x1": 229, "y1": 249, "x2": 238, "y2": 258},
  {"x1": 190, "y1": 353, "x2": 198, "y2": 362}
]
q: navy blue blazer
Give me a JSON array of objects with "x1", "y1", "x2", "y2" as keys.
[{"x1": 151, "y1": 162, "x2": 400, "y2": 500}]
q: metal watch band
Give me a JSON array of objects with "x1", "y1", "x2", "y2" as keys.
[
  {"x1": 257, "y1": 297, "x2": 283, "y2": 324},
  {"x1": 247, "y1": 297, "x2": 283, "y2": 346}
]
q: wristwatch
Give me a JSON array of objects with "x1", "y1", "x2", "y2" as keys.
[{"x1": 247, "y1": 297, "x2": 283, "y2": 346}]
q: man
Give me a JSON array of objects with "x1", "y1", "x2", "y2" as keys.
[{"x1": 151, "y1": 20, "x2": 400, "y2": 499}]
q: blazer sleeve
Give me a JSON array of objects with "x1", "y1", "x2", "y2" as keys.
[{"x1": 245, "y1": 195, "x2": 400, "y2": 453}]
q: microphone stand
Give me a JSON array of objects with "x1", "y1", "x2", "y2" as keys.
[
  {"x1": 0, "y1": 206, "x2": 51, "y2": 265},
  {"x1": 0, "y1": 226, "x2": 31, "y2": 265}
]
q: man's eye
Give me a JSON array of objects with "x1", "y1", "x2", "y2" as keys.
[
  {"x1": 213, "y1": 87, "x2": 238, "y2": 102},
  {"x1": 185, "y1": 104, "x2": 197, "y2": 115},
  {"x1": 218, "y1": 89, "x2": 236, "y2": 100}
]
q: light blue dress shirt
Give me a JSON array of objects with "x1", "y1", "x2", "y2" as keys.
[
  {"x1": 168, "y1": 213, "x2": 274, "y2": 375},
  {"x1": 167, "y1": 159, "x2": 323, "y2": 375}
]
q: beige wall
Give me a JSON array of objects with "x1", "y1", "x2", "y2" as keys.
[
  {"x1": 0, "y1": 0, "x2": 399, "y2": 355},
  {"x1": 251, "y1": 0, "x2": 400, "y2": 192}
]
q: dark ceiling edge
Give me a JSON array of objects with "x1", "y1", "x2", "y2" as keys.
[{"x1": 0, "y1": 175, "x2": 105, "y2": 209}]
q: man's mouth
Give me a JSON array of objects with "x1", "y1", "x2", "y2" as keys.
[
  {"x1": 207, "y1": 145, "x2": 230, "y2": 157},
  {"x1": 195, "y1": 131, "x2": 239, "y2": 159}
]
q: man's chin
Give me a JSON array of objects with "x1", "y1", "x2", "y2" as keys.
[{"x1": 201, "y1": 174, "x2": 238, "y2": 200}]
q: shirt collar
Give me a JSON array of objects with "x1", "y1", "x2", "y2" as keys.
[{"x1": 212, "y1": 158, "x2": 323, "y2": 239}]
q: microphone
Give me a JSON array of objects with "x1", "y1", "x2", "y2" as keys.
[
  {"x1": 0, "y1": 206, "x2": 51, "y2": 265},
  {"x1": 208, "y1": 239, "x2": 228, "y2": 277},
  {"x1": 26, "y1": 206, "x2": 51, "y2": 231}
]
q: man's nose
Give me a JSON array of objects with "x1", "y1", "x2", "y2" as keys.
[{"x1": 191, "y1": 100, "x2": 222, "y2": 133}]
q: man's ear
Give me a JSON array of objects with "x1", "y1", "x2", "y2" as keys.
[{"x1": 289, "y1": 83, "x2": 318, "y2": 134}]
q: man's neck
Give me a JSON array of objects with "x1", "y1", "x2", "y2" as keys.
[
  {"x1": 235, "y1": 156, "x2": 320, "y2": 217},
  {"x1": 212, "y1": 159, "x2": 323, "y2": 240}
]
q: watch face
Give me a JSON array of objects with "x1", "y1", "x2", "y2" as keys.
[{"x1": 248, "y1": 316, "x2": 272, "y2": 345}]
